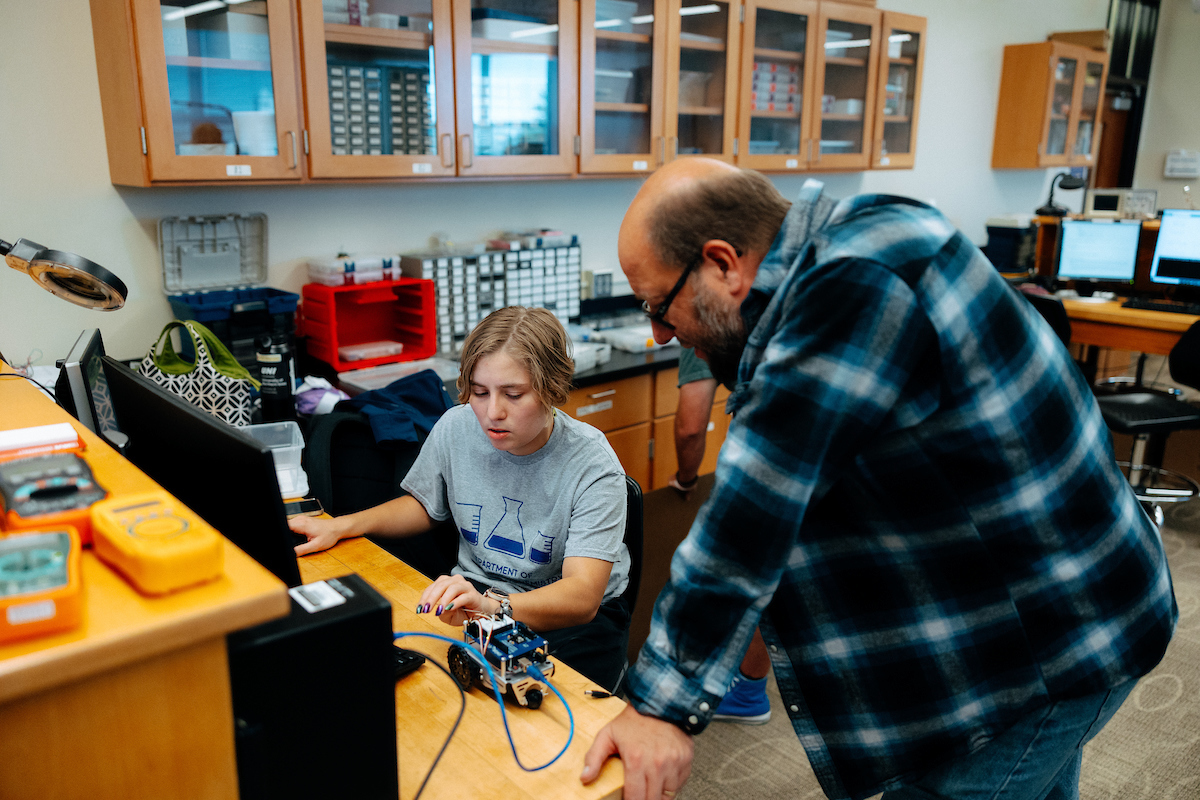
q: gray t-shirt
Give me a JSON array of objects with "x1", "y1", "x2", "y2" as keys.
[{"x1": 401, "y1": 404, "x2": 630, "y2": 601}]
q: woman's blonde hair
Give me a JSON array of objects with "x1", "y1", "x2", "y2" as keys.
[{"x1": 456, "y1": 307, "x2": 574, "y2": 409}]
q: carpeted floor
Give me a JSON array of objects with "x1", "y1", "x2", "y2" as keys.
[{"x1": 678, "y1": 500, "x2": 1200, "y2": 800}]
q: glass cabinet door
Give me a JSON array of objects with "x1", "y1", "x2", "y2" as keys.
[
  {"x1": 813, "y1": 3, "x2": 879, "y2": 169},
  {"x1": 871, "y1": 11, "x2": 923, "y2": 169},
  {"x1": 136, "y1": 0, "x2": 303, "y2": 181},
  {"x1": 1072, "y1": 59, "x2": 1105, "y2": 163},
  {"x1": 450, "y1": 0, "x2": 577, "y2": 176},
  {"x1": 1042, "y1": 54, "x2": 1076, "y2": 164},
  {"x1": 736, "y1": 0, "x2": 817, "y2": 170},
  {"x1": 299, "y1": 0, "x2": 456, "y2": 178},
  {"x1": 579, "y1": 0, "x2": 666, "y2": 173},
  {"x1": 664, "y1": 0, "x2": 739, "y2": 163}
]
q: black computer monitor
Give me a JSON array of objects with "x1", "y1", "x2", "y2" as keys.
[
  {"x1": 1149, "y1": 209, "x2": 1200, "y2": 288},
  {"x1": 55, "y1": 329, "x2": 118, "y2": 436},
  {"x1": 98, "y1": 356, "x2": 302, "y2": 587},
  {"x1": 1056, "y1": 218, "x2": 1141, "y2": 288}
]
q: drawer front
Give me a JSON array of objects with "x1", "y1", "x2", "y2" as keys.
[
  {"x1": 607, "y1": 422, "x2": 651, "y2": 491},
  {"x1": 650, "y1": 402, "x2": 730, "y2": 490},
  {"x1": 654, "y1": 368, "x2": 680, "y2": 418},
  {"x1": 562, "y1": 374, "x2": 653, "y2": 433}
]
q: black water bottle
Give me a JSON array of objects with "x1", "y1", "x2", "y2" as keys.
[{"x1": 256, "y1": 332, "x2": 295, "y2": 421}]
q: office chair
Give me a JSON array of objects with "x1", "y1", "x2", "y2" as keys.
[
  {"x1": 1095, "y1": 320, "x2": 1200, "y2": 522},
  {"x1": 304, "y1": 409, "x2": 457, "y2": 578}
]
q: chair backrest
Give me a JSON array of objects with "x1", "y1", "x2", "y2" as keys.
[
  {"x1": 1168, "y1": 319, "x2": 1200, "y2": 390},
  {"x1": 1023, "y1": 292, "x2": 1073, "y2": 347},
  {"x1": 303, "y1": 410, "x2": 457, "y2": 578},
  {"x1": 621, "y1": 475, "x2": 644, "y2": 617}
]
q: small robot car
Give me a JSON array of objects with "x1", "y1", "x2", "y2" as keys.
[{"x1": 447, "y1": 613, "x2": 555, "y2": 708}]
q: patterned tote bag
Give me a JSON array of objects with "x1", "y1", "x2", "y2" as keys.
[{"x1": 139, "y1": 320, "x2": 261, "y2": 426}]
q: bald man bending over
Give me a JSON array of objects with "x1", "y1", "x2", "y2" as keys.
[{"x1": 580, "y1": 159, "x2": 1175, "y2": 800}]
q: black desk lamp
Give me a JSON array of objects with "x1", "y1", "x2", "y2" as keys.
[
  {"x1": 1036, "y1": 172, "x2": 1088, "y2": 217},
  {"x1": 3, "y1": 236, "x2": 127, "y2": 310}
]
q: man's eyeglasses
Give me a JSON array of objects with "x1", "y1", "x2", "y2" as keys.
[{"x1": 641, "y1": 258, "x2": 699, "y2": 331}]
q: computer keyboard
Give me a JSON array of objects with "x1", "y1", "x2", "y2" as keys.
[{"x1": 1121, "y1": 297, "x2": 1200, "y2": 315}]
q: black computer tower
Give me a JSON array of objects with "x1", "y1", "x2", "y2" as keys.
[{"x1": 227, "y1": 573, "x2": 398, "y2": 800}]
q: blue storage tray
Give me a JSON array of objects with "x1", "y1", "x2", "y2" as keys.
[{"x1": 168, "y1": 287, "x2": 299, "y2": 322}]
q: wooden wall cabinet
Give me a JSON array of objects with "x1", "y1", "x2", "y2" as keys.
[
  {"x1": 91, "y1": 0, "x2": 923, "y2": 185},
  {"x1": 871, "y1": 10, "x2": 924, "y2": 169},
  {"x1": 579, "y1": 0, "x2": 668, "y2": 174},
  {"x1": 992, "y1": 40, "x2": 1109, "y2": 170},
  {"x1": 735, "y1": 1, "x2": 916, "y2": 173},
  {"x1": 299, "y1": 0, "x2": 576, "y2": 179},
  {"x1": 92, "y1": 0, "x2": 306, "y2": 186},
  {"x1": 297, "y1": 0, "x2": 457, "y2": 179}
]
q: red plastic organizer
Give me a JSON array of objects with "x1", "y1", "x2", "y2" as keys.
[{"x1": 300, "y1": 279, "x2": 437, "y2": 372}]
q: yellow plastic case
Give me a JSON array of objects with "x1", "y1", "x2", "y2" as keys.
[
  {"x1": 90, "y1": 492, "x2": 224, "y2": 596},
  {"x1": 0, "y1": 527, "x2": 84, "y2": 644}
]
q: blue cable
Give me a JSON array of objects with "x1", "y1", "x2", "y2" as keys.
[{"x1": 395, "y1": 630, "x2": 574, "y2": 771}]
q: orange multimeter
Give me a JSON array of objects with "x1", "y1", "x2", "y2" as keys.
[
  {"x1": 0, "y1": 452, "x2": 107, "y2": 544},
  {"x1": 0, "y1": 527, "x2": 85, "y2": 644},
  {"x1": 90, "y1": 492, "x2": 224, "y2": 596}
]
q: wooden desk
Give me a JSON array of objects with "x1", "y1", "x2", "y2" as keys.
[
  {"x1": 1062, "y1": 299, "x2": 1200, "y2": 355},
  {"x1": 299, "y1": 537, "x2": 626, "y2": 800},
  {"x1": 0, "y1": 367, "x2": 291, "y2": 800}
]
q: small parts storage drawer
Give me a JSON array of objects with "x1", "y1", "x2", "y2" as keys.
[
  {"x1": 562, "y1": 375, "x2": 652, "y2": 432},
  {"x1": 300, "y1": 279, "x2": 437, "y2": 372}
]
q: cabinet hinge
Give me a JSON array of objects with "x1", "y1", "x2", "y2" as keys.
[
  {"x1": 733, "y1": 137, "x2": 739, "y2": 156},
  {"x1": 648, "y1": 438, "x2": 655, "y2": 459},
  {"x1": 140, "y1": 126, "x2": 147, "y2": 155},
  {"x1": 574, "y1": 134, "x2": 581, "y2": 156},
  {"x1": 303, "y1": 130, "x2": 310, "y2": 155}
]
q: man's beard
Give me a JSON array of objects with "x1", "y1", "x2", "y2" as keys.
[{"x1": 691, "y1": 284, "x2": 748, "y2": 388}]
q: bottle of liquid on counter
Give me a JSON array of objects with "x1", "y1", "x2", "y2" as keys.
[{"x1": 256, "y1": 332, "x2": 295, "y2": 422}]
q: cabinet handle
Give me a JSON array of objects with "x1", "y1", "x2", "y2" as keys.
[
  {"x1": 657, "y1": 136, "x2": 665, "y2": 166},
  {"x1": 441, "y1": 134, "x2": 454, "y2": 168},
  {"x1": 669, "y1": 137, "x2": 678, "y2": 160},
  {"x1": 287, "y1": 131, "x2": 297, "y2": 169},
  {"x1": 807, "y1": 139, "x2": 813, "y2": 162},
  {"x1": 588, "y1": 389, "x2": 617, "y2": 399},
  {"x1": 460, "y1": 135, "x2": 473, "y2": 168}
]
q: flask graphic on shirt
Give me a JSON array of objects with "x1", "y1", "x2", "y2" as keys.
[
  {"x1": 456, "y1": 503, "x2": 482, "y2": 545},
  {"x1": 530, "y1": 532, "x2": 555, "y2": 564},
  {"x1": 485, "y1": 497, "x2": 526, "y2": 557}
]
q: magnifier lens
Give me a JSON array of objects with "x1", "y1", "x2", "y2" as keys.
[{"x1": 28, "y1": 250, "x2": 127, "y2": 311}]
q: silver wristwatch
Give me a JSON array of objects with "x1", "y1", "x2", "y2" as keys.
[{"x1": 484, "y1": 587, "x2": 512, "y2": 617}]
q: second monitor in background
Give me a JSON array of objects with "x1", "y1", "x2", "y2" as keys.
[
  {"x1": 1056, "y1": 218, "x2": 1142, "y2": 296},
  {"x1": 1149, "y1": 209, "x2": 1200, "y2": 290}
]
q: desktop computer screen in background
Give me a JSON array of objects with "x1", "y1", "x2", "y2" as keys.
[
  {"x1": 1150, "y1": 209, "x2": 1200, "y2": 287},
  {"x1": 1056, "y1": 218, "x2": 1141, "y2": 284}
]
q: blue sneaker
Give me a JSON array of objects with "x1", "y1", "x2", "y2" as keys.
[{"x1": 712, "y1": 672, "x2": 771, "y2": 724}]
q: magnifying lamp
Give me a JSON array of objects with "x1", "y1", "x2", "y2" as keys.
[
  {"x1": 2, "y1": 237, "x2": 127, "y2": 311},
  {"x1": 1036, "y1": 173, "x2": 1088, "y2": 217}
]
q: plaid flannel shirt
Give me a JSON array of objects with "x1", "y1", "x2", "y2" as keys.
[{"x1": 626, "y1": 192, "x2": 1176, "y2": 800}]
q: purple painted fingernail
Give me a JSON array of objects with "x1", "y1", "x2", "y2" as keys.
[{"x1": 435, "y1": 605, "x2": 443, "y2": 615}]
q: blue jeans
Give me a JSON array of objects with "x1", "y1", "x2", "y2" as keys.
[{"x1": 881, "y1": 679, "x2": 1136, "y2": 800}]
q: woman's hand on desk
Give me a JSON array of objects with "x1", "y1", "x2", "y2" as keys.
[
  {"x1": 416, "y1": 574, "x2": 492, "y2": 626},
  {"x1": 289, "y1": 515, "x2": 351, "y2": 556}
]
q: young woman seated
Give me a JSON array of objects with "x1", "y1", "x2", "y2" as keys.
[{"x1": 290, "y1": 307, "x2": 632, "y2": 690}]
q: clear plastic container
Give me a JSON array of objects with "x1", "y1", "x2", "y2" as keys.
[{"x1": 244, "y1": 421, "x2": 309, "y2": 499}]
